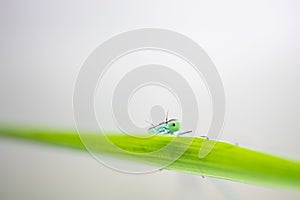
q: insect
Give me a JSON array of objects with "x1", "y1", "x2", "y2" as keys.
[{"x1": 147, "y1": 113, "x2": 192, "y2": 136}]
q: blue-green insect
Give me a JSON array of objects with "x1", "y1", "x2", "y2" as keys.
[{"x1": 147, "y1": 114, "x2": 192, "y2": 136}]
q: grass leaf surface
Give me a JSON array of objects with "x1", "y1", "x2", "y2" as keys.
[{"x1": 1, "y1": 126, "x2": 300, "y2": 189}]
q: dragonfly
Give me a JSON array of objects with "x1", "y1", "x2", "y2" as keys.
[{"x1": 147, "y1": 113, "x2": 192, "y2": 136}]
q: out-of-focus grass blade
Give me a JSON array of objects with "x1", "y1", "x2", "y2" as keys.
[{"x1": 0, "y1": 125, "x2": 300, "y2": 190}]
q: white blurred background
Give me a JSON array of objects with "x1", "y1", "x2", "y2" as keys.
[{"x1": 0, "y1": 0, "x2": 300, "y2": 199}]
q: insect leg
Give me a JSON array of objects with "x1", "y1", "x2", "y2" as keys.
[
  {"x1": 177, "y1": 130, "x2": 192, "y2": 136},
  {"x1": 199, "y1": 135, "x2": 210, "y2": 140},
  {"x1": 145, "y1": 120, "x2": 155, "y2": 127}
]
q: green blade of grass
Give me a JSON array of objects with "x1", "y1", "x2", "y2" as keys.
[{"x1": 0, "y1": 126, "x2": 300, "y2": 190}]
